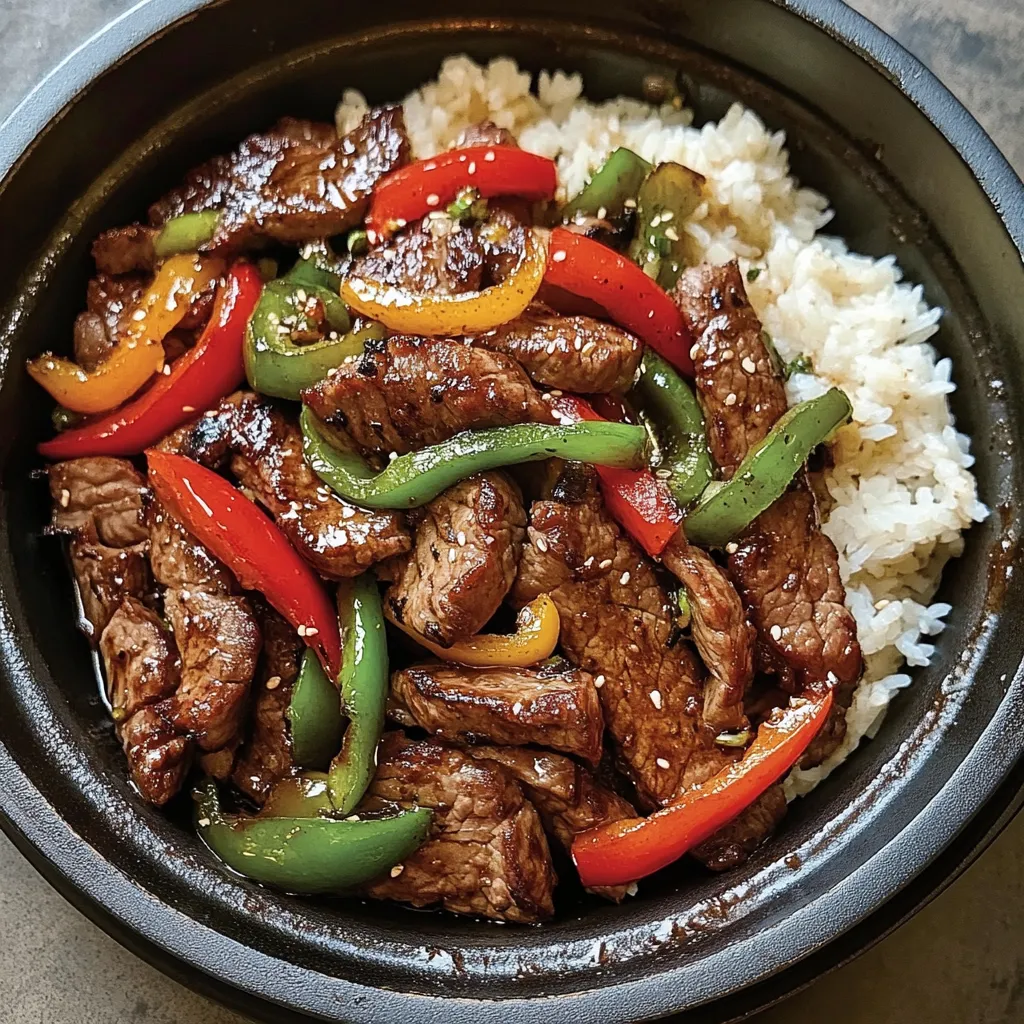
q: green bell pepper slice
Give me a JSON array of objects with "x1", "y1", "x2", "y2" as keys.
[
  {"x1": 630, "y1": 349, "x2": 713, "y2": 509},
  {"x1": 301, "y1": 407, "x2": 649, "y2": 509},
  {"x1": 153, "y1": 210, "x2": 221, "y2": 259},
  {"x1": 684, "y1": 387, "x2": 853, "y2": 546},
  {"x1": 562, "y1": 147, "x2": 652, "y2": 238},
  {"x1": 628, "y1": 161, "x2": 706, "y2": 290},
  {"x1": 284, "y1": 243, "x2": 349, "y2": 292},
  {"x1": 244, "y1": 276, "x2": 385, "y2": 401},
  {"x1": 288, "y1": 650, "x2": 343, "y2": 771},
  {"x1": 195, "y1": 778, "x2": 430, "y2": 893},
  {"x1": 328, "y1": 574, "x2": 389, "y2": 815}
]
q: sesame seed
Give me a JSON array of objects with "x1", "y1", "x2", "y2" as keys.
[
  {"x1": 649, "y1": 689, "x2": 663, "y2": 710},
  {"x1": 664, "y1": 226, "x2": 679, "y2": 242},
  {"x1": 650, "y1": 213, "x2": 662, "y2": 227},
  {"x1": 599, "y1": 558, "x2": 613, "y2": 569},
  {"x1": 770, "y1": 624, "x2": 783, "y2": 641},
  {"x1": 690, "y1": 343, "x2": 701, "y2": 361},
  {"x1": 721, "y1": 349, "x2": 734, "y2": 361},
  {"x1": 131, "y1": 308, "x2": 147, "y2": 321},
  {"x1": 342, "y1": 506, "x2": 355, "y2": 519},
  {"x1": 468, "y1": 161, "x2": 476, "y2": 174},
  {"x1": 552, "y1": 250, "x2": 567, "y2": 263},
  {"x1": 345, "y1": 814, "x2": 361, "y2": 822},
  {"x1": 59, "y1": 489, "x2": 70, "y2": 507},
  {"x1": 619, "y1": 571, "x2": 631, "y2": 585},
  {"x1": 742, "y1": 356, "x2": 757, "y2": 373},
  {"x1": 163, "y1": 364, "x2": 172, "y2": 375},
  {"x1": 426, "y1": 193, "x2": 440, "y2": 207},
  {"x1": 197, "y1": 818, "x2": 211, "y2": 828},
  {"x1": 297, "y1": 624, "x2": 307, "y2": 637},
  {"x1": 457, "y1": 531, "x2": 466, "y2": 546},
  {"x1": 512, "y1": 702, "x2": 523, "y2": 715},
  {"x1": 596, "y1": 206, "x2": 607, "y2": 220},
  {"x1": 265, "y1": 676, "x2": 281, "y2": 690},
  {"x1": 594, "y1": 674, "x2": 606, "y2": 689},
  {"x1": 827, "y1": 671, "x2": 839, "y2": 684},
  {"x1": 656, "y1": 757, "x2": 671, "y2": 769},
  {"x1": 546, "y1": 341, "x2": 557, "y2": 354},
  {"x1": 390, "y1": 863, "x2": 405, "y2": 878},
  {"x1": 181, "y1": 405, "x2": 195, "y2": 413},
  {"x1": 448, "y1": 548, "x2": 457, "y2": 563},
  {"x1": 655, "y1": 468, "x2": 672, "y2": 480},
  {"x1": 624, "y1": 198, "x2": 637, "y2": 210},
  {"x1": 305, "y1": 627, "x2": 318, "y2": 636},
  {"x1": 626, "y1": 882, "x2": 639, "y2": 896},
  {"x1": 724, "y1": 393, "x2": 737, "y2": 406},
  {"x1": 295, "y1": 288, "x2": 307, "y2": 303},
  {"x1": 725, "y1": 542, "x2": 739, "y2": 554},
  {"x1": 536, "y1": 536, "x2": 549, "y2": 553},
  {"x1": 484, "y1": 151, "x2": 496, "y2": 161}
]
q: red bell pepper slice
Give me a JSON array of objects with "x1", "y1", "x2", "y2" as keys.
[
  {"x1": 572, "y1": 691, "x2": 834, "y2": 887},
  {"x1": 146, "y1": 450, "x2": 342, "y2": 677},
  {"x1": 551, "y1": 393, "x2": 681, "y2": 558},
  {"x1": 544, "y1": 227, "x2": 695, "y2": 377},
  {"x1": 365, "y1": 146, "x2": 558, "y2": 242},
  {"x1": 39, "y1": 262, "x2": 262, "y2": 460}
]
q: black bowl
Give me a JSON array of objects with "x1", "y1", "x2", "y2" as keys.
[{"x1": 1, "y1": 1, "x2": 1022, "y2": 1021}]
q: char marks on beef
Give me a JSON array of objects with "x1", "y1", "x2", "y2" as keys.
[
  {"x1": 390, "y1": 660, "x2": 604, "y2": 764},
  {"x1": 359, "y1": 734, "x2": 556, "y2": 923},
  {"x1": 302, "y1": 334, "x2": 551, "y2": 457},
  {"x1": 181, "y1": 391, "x2": 410, "y2": 578},
  {"x1": 385, "y1": 472, "x2": 524, "y2": 646}
]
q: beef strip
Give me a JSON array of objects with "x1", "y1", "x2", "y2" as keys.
[
  {"x1": 390, "y1": 660, "x2": 604, "y2": 764},
  {"x1": 511, "y1": 466, "x2": 730, "y2": 808},
  {"x1": 100, "y1": 597, "x2": 191, "y2": 805},
  {"x1": 359, "y1": 734, "x2": 556, "y2": 923},
  {"x1": 148, "y1": 110, "x2": 409, "y2": 250},
  {"x1": 467, "y1": 745, "x2": 635, "y2": 901},
  {"x1": 232, "y1": 605, "x2": 303, "y2": 803},
  {"x1": 690, "y1": 783, "x2": 788, "y2": 871},
  {"x1": 147, "y1": 500, "x2": 260, "y2": 753},
  {"x1": 662, "y1": 533, "x2": 754, "y2": 733},
  {"x1": 470, "y1": 302, "x2": 643, "y2": 394},
  {"x1": 302, "y1": 334, "x2": 551, "y2": 457},
  {"x1": 385, "y1": 472, "x2": 524, "y2": 646},
  {"x1": 91, "y1": 224, "x2": 158, "y2": 276},
  {"x1": 48, "y1": 458, "x2": 151, "y2": 640},
  {"x1": 180, "y1": 391, "x2": 410, "y2": 578},
  {"x1": 674, "y1": 261, "x2": 862, "y2": 764}
]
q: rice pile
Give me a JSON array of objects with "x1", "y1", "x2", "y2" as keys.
[{"x1": 337, "y1": 57, "x2": 988, "y2": 798}]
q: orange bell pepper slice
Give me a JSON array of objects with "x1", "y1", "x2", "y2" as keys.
[
  {"x1": 27, "y1": 253, "x2": 224, "y2": 414},
  {"x1": 340, "y1": 228, "x2": 545, "y2": 336}
]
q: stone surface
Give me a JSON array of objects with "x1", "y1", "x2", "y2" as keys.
[{"x1": 0, "y1": 1, "x2": 1021, "y2": 1022}]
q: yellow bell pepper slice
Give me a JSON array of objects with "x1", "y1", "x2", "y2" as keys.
[
  {"x1": 27, "y1": 253, "x2": 224, "y2": 414},
  {"x1": 340, "y1": 227, "x2": 546, "y2": 336},
  {"x1": 386, "y1": 594, "x2": 560, "y2": 668}
]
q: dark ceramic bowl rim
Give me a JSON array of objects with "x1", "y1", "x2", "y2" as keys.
[{"x1": 1, "y1": 1, "x2": 1023, "y2": 1021}]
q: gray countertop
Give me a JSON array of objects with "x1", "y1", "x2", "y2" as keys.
[{"x1": 1, "y1": 1, "x2": 1022, "y2": 1021}]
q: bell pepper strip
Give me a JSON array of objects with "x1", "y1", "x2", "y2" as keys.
[
  {"x1": 153, "y1": 210, "x2": 221, "y2": 259},
  {"x1": 327, "y1": 574, "x2": 389, "y2": 815},
  {"x1": 194, "y1": 778, "x2": 430, "y2": 893},
  {"x1": 301, "y1": 406, "x2": 648, "y2": 510},
  {"x1": 288, "y1": 650, "x2": 343, "y2": 771},
  {"x1": 27, "y1": 254, "x2": 225, "y2": 414},
  {"x1": 629, "y1": 349, "x2": 713, "y2": 509},
  {"x1": 551, "y1": 394, "x2": 681, "y2": 559},
  {"x1": 365, "y1": 146, "x2": 557, "y2": 242},
  {"x1": 386, "y1": 594, "x2": 560, "y2": 668},
  {"x1": 38, "y1": 262, "x2": 261, "y2": 459},
  {"x1": 341, "y1": 226, "x2": 546, "y2": 336},
  {"x1": 261, "y1": 772, "x2": 335, "y2": 818},
  {"x1": 684, "y1": 387, "x2": 853, "y2": 547},
  {"x1": 284, "y1": 242, "x2": 349, "y2": 292},
  {"x1": 543, "y1": 227, "x2": 695, "y2": 377},
  {"x1": 145, "y1": 450, "x2": 342, "y2": 676},
  {"x1": 628, "y1": 161, "x2": 706, "y2": 290},
  {"x1": 244, "y1": 276, "x2": 384, "y2": 401},
  {"x1": 561, "y1": 147, "x2": 651, "y2": 236},
  {"x1": 571, "y1": 691, "x2": 834, "y2": 887}
]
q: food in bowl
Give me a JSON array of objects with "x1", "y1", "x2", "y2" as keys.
[{"x1": 30, "y1": 55, "x2": 985, "y2": 922}]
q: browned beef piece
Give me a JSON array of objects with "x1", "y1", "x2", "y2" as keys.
[
  {"x1": 470, "y1": 302, "x2": 643, "y2": 394},
  {"x1": 673, "y1": 262, "x2": 788, "y2": 477},
  {"x1": 72, "y1": 312, "x2": 114, "y2": 371},
  {"x1": 467, "y1": 745, "x2": 635, "y2": 901},
  {"x1": 91, "y1": 224, "x2": 158, "y2": 276},
  {"x1": 181, "y1": 392, "x2": 410, "y2": 578},
  {"x1": 147, "y1": 501, "x2": 260, "y2": 753},
  {"x1": 511, "y1": 468, "x2": 731, "y2": 808},
  {"x1": 390, "y1": 660, "x2": 604, "y2": 764},
  {"x1": 662, "y1": 533, "x2": 754, "y2": 733},
  {"x1": 100, "y1": 597, "x2": 192, "y2": 805},
  {"x1": 303, "y1": 335, "x2": 551, "y2": 457},
  {"x1": 232, "y1": 606, "x2": 303, "y2": 803},
  {"x1": 385, "y1": 473, "x2": 524, "y2": 646},
  {"x1": 148, "y1": 110, "x2": 408, "y2": 250},
  {"x1": 359, "y1": 734, "x2": 556, "y2": 923},
  {"x1": 691, "y1": 784, "x2": 788, "y2": 871},
  {"x1": 675, "y1": 262, "x2": 862, "y2": 764},
  {"x1": 356, "y1": 218, "x2": 484, "y2": 294},
  {"x1": 48, "y1": 458, "x2": 151, "y2": 640}
]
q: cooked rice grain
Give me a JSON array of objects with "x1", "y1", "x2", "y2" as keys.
[{"x1": 337, "y1": 56, "x2": 988, "y2": 798}]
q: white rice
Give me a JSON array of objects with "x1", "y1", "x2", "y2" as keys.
[{"x1": 337, "y1": 57, "x2": 988, "y2": 798}]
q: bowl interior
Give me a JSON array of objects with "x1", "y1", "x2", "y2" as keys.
[{"x1": 0, "y1": 2, "x2": 1022, "y2": 1021}]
